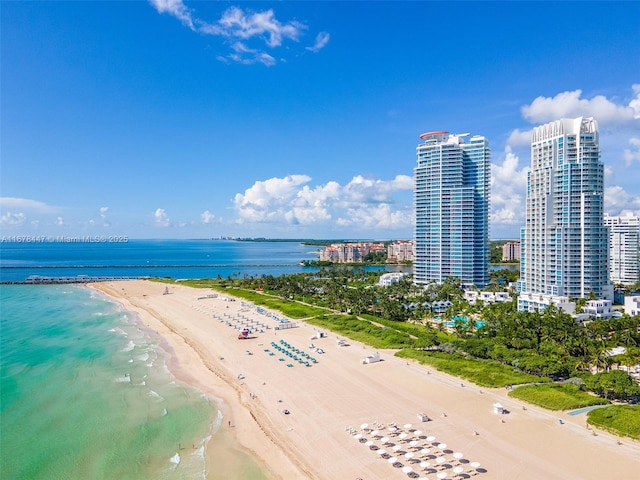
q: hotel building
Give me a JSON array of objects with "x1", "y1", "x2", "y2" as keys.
[
  {"x1": 414, "y1": 131, "x2": 490, "y2": 288},
  {"x1": 604, "y1": 214, "x2": 640, "y2": 285},
  {"x1": 518, "y1": 117, "x2": 612, "y2": 312}
]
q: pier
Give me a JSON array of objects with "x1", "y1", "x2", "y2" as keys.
[{"x1": 1, "y1": 275, "x2": 145, "y2": 285}]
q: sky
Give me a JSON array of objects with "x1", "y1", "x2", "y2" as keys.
[{"x1": 1, "y1": 1, "x2": 639, "y2": 240}]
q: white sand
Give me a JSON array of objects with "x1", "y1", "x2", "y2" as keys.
[{"x1": 93, "y1": 280, "x2": 640, "y2": 480}]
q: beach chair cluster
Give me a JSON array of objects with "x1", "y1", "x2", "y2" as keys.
[
  {"x1": 264, "y1": 340, "x2": 318, "y2": 367},
  {"x1": 349, "y1": 422, "x2": 486, "y2": 479},
  {"x1": 215, "y1": 311, "x2": 270, "y2": 334}
]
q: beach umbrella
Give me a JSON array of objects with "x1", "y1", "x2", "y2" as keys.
[
  {"x1": 437, "y1": 473, "x2": 448, "y2": 479},
  {"x1": 361, "y1": 423, "x2": 369, "y2": 430},
  {"x1": 404, "y1": 452, "x2": 414, "y2": 459},
  {"x1": 364, "y1": 440, "x2": 374, "y2": 447},
  {"x1": 453, "y1": 466, "x2": 464, "y2": 475},
  {"x1": 380, "y1": 436, "x2": 390, "y2": 444},
  {"x1": 453, "y1": 452, "x2": 464, "y2": 461},
  {"x1": 388, "y1": 456, "x2": 398, "y2": 464},
  {"x1": 436, "y1": 456, "x2": 446, "y2": 465},
  {"x1": 409, "y1": 440, "x2": 419, "y2": 448},
  {"x1": 404, "y1": 423, "x2": 413, "y2": 430},
  {"x1": 402, "y1": 466, "x2": 414, "y2": 474},
  {"x1": 420, "y1": 461, "x2": 431, "y2": 469},
  {"x1": 426, "y1": 435, "x2": 436, "y2": 442},
  {"x1": 437, "y1": 443, "x2": 447, "y2": 450},
  {"x1": 393, "y1": 444, "x2": 403, "y2": 452},
  {"x1": 399, "y1": 432, "x2": 408, "y2": 441},
  {"x1": 371, "y1": 429, "x2": 380, "y2": 437},
  {"x1": 420, "y1": 448, "x2": 430, "y2": 455},
  {"x1": 354, "y1": 433, "x2": 363, "y2": 440},
  {"x1": 413, "y1": 430, "x2": 423, "y2": 436},
  {"x1": 470, "y1": 461, "x2": 481, "y2": 469},
  {"x1": 377, "y1": 449, "x2": 387, "y2": 456}
]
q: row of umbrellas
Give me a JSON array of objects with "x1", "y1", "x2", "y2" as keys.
[{"x1": 353, "y1": 425, "x2": 484, "y2": 478}]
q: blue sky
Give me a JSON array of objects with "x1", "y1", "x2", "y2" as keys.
[{"x1": 2, "y1": 1, "x2": 639, "y2": 240}]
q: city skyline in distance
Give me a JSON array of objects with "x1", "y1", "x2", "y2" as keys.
[{"x1": 2, "y1": 1, "x2": 639, "y2": 240}]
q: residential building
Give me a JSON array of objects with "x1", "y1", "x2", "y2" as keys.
[
  {"x1": 387, "y1": 240, "x2": 415, "y2": 262},
  {"x1": 624, "y1": 296, "x2": 640, "y2": 316},
  {"x1": 414, "y1": 131, "x2": 490, "y2": 288},
  {"x1": 378, "y1": 272, "x2": 406, "y2": 287},
  {"x1": 518, "y1": 117, "x2": 612, "y2": 312},
  {"x1": 604, "y1": 214, "x2": 640, "y2": 285},
  {"x1": 318, "y1": 242, "x2": 385, "y2": 263},
  {"x1": 501, "y1": 241, "x2": 520, "y2": 262}
]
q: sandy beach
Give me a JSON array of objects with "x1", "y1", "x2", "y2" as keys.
[{"x1": 92, "y1": 280, "x2": 640, "y2": 480}]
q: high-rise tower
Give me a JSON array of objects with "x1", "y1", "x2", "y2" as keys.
[
  {"x1": 414, "y1": 131, "x2": 490, "y2": 288},
  {"x1": 604, "y1": 214, "x2": 640, "y2": 286},
  {"x1": 518, "y1": 117, "x2": 612, "y2": 311}
]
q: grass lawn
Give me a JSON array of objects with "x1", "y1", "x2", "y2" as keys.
[
  {"x1": 396, "y1": 350, "x2": 547, "y2": 388},
  {"x1": 508, "y1": 384, "x2": 610, "y2": 410},
  {"x1": 587, "y1": 405, "x2": 640, "y2": 440}
]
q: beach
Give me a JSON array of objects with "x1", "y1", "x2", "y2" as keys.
[{"x1": 92, "y1": 280, "x2": 640, "y2": 480}]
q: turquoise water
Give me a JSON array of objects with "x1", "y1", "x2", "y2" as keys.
[
  {"x1": 433, "y1": 314, "x2": 486, "y2": 329},
  {"x1": 0, "y1": 284, "x2": 221, "y2": 479}
]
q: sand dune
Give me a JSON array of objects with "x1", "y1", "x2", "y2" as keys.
[{"x1": 92, "y1": 280, "x2": 640, "y2": 480}]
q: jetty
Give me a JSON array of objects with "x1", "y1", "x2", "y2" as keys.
[{"x1": 1, "y1": 275, "x2": 144, "y2": 285}]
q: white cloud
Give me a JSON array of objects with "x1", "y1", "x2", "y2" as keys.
[
  {"x1": 0, "y1": 197, "x2": 59, "y2": 213},
  {"x1": 490, "y1": 148, "x2": 529, "y2": 226},
  {"x1": 55, "y1": 216, "x2": 64, "y2": 226},
  {"x1": 623, "y1": 137, "x2": 640, "y2": 166},
  {"x1": 306, "y1": 32, "x2": 330, "y2": 52},
  {"x1": 630, "y1": 84, "x2": 640, "y2": 119},
  {"x1": 154, "y1": 208, "x2": 170, "y2": 227},
  {"x1": 150, "y1": 0, "x2": 194, "y2": 29},
  {"x1": 233, "y1": 174, "x2": 414, "y2": 231},
  {"x1": 99, "y1": 206, "x2": 109, "y2": 219},
  {"x1": 521, "y1": 88, "x2": 639, "y2": 125},
  {"x1": 201, "y1": 210, "x2": 215, "y2": 224},
  {"x1": 150, "y1": 2, "x2": 320, "y2": 66},
  {"x1": 0, "y1": 212, "x2": 26, "y2": 226},
  {"x1": 605, "y1": 185, "x2": 640, "y2": 216},
  {"x1": 506, "y1": 128, "x2": 531, "y2": 148}
]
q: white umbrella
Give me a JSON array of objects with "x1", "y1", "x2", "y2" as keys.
[
  {"x1": 437, "y1": 473, "x2": 448, "y2": 480},
  {"x1": 436, "y1": 456, "x2": 446, "y2": 464},
  {"x1": 371, "y1": 429, "x2": 380, "y2": 437},
  {"x1": 420, "y1": 461, "x2": 431, "y2": 469},
  {"x1": 380, "y1": 436, "x2": 390, "y2": 444},
  {"x1": 409, "y1": 440, "x2": 419, "y2": 448},
  {"x1": 404, "y1": 423, "x2": 413, "y2": 430},
  {"x1": 437, "y1": 443, "x2": 447, "y2": 450},
  {"x1": 393, "y1": 444, "x2": 402, "y2": 452},
  {"x1": 402, "y1": 466, "x2": 414, "y2": 474},
  {"x1": 388, "y1": 426, "x2": 398, "y2": 432},
  {"x1": 470, "y1": 461, "x2": 481, "y2": 469},
  {"x1": 453, "y1": 452, "x2": 464, "y2": 460},
  {"x1": 377, "y1": 449, "x2": 387, "y2": 456},
  {"x1": 399, "y1": 432, "x2": 409, "y2": 441},
  {"x1": 361, "y1": 423, "x2": 369, "y2": 430},
  {"x1": 453, "y1": 466, "x2": 464, "y2": 475},
  {"x1": 404, "y1": 452, "x2": 415, "y2": 460},
  {"x1": 364, "y1": 440, "x2": 374, "y2": 447},
  {"x1": 426, "y1": 436, "x2": 436, "y2": 442},
  {"x1": 354, "y1": 433, "x2": 363, "y2": 440},
  {"x1": 420, "y1": 448, "x2": 431, "y2": 456},
  {"x1": 413, "y1": 430, "x2": 423, "y2": 436},
  {"x1": 388, "y1": 456, "x2": 398, "y2": 464}
]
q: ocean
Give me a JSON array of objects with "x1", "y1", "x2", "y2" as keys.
[{"x1": 0, "y1": 239, "x2": 325, "y2": 480}]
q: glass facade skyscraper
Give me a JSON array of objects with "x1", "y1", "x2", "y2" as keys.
[
  {"x1": 414, "y1": 132, "x2": 490, "y2": 288},
  {"x1": 518, "y1": 117, "x2": 612, "y2": 311}
]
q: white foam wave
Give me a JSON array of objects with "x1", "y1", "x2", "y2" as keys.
[
  {"x1": 169, "y1": 453, "x2": 180, "y2": 466},
  {"x1": 135, "y1": 353, "x2": 150, "y2": 362},
  {"x1": 121, "y1": 340, "x2": 135, "y2": 352}
]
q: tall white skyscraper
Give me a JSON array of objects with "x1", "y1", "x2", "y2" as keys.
[
  {"x1": 518, "y1": 117, "x2": 612, "y2": 312},
  {"x1": 414, "y1": 131, "x2": 490, "y2": 288},
  {"x1": 604, "y1": 214, "x2": 640, "y2": 285}
]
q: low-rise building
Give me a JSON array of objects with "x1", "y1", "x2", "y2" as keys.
[{"x1": 624, "y1": 296, "x2": 640, "y2": 317}]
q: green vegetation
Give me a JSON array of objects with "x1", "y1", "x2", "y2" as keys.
[
  {"x1": 587, "y1": 405, "x2": 640, "y2": 440},
  {"x1": 508, "y1": 384, "x2": 609, "y2": 410},
  {"x1": 396, "y1": 350, "x2": 547, "y2": 387}
]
